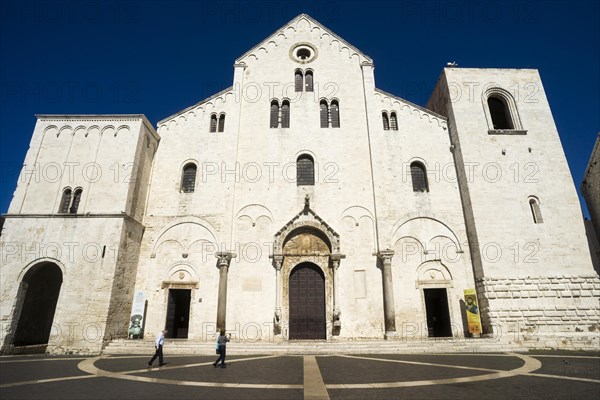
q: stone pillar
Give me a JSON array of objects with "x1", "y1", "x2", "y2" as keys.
[
  {"x1": 216, "y1": 252, "x2": 235, "y2": 331},
  {"x1": 272, "y1": 254, "x2": 284, "y2": 335},
  {"x1": 377, "y1": 250, "x2": 398, "y2": 339},
  {"x1": 330, "y1": 253, "x2": 346, "y2": 336}
]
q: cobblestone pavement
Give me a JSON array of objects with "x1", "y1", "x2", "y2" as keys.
[{"x1": 1, "y1": 351, "x2": 598, "y2": 400}]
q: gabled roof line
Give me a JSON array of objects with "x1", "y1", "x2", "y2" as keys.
[
  {"x1": 375, "y1": 88, "x2": 448, "y2": 121},
  {"x1": 274, "y1": 205, "x2": 339, "y2": 239},
  {"x1": 157, "y1": 86, "x2": 234, "y2": 126},
  {"x1": 235, "y1": 13, "x2": 372, "y2": 64}
]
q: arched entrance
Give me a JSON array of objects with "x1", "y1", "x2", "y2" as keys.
[
  {"x1": 289, "y1": 262, "x2": 326, "y2": 340},
  {"x1": 13, "y1": 262, "x2": 63, "y2": 346},
  {"x1": 271, "y1": 199, "x2": 345, "y2": 339},
  {"x1": 415, "y1": 261, "x2": 455, "y2": 338}
]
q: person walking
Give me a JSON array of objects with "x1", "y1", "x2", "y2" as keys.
[
  {"x1": 213, "y1": 329, "x2": 231, "y2": 368},
  {"x1": 148, "y1": 329, "x2": 168, "y2": 367}
]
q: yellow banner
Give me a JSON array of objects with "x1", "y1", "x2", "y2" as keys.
[{"x1": 464, "y1": 289, "x2": 482, "y2": 336}]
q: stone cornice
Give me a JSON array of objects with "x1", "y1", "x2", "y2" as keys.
[
  {"x1": 2, "y1": 213, "x2": 144, "y2": 229},
  {"x1": 487, "y1": 129, "x2": 528, "y2": 135},
  {"x1": 35, "y1": 114, "x2": 159, "y2": 140},
  {"x1": 36, "y1": 114, "x2": 148, "y2": 120}
]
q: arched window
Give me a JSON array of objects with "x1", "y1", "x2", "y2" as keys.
[
  {"x1": 297, "y1": 155, "x2": 315, "y2": 186},
  {"x1": 390, "y1": 112, "x2": 398, "y2": 130},
  {"x1": 270, "y1": 100, "x2": 279, "y2": 128},
  {"x1": 59, "y1": 188, "x2": 72, "y2": 214},
  {"x1": 295, "y1": 70, "x2": 303, "y2": 92},
  {"x1": 181, "y1": 163, "x2": 197, "y2": 193},
  {"x1": 305, "y1": 71, "x2": 314, "y2": 92},
  {"x1": 410, "y1": 162, "x2": 429, "y2": 192},
  {"x1": 330, "y1": 100, "x2": 340, "y2": 128},
  {"x1": 217, "y1": 114, "x2": 225, "y2": 132},
  {"x1": 529, "y1": 198, "x2": 543, "y2": 223},
  {"x1": 281, "y1": 100, "x2": 290, "y2": 128},
  {"x1": 209, "y1": 114, "x2": 217, "y2": 132},
  {"x1": 320, "y1": 100, "x2": 329, "y2": 128},
  {"x1": 382, "y1": 112, "x2": 389, "y2": 130},
  {"x1": 488, "y1": 96, "x2": 513, "y2": 129},
  {"x1": 70, "y1": 189, "x2": 82, "y2": 214}
]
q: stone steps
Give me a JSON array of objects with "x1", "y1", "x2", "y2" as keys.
[{"x1": 102, "y1": 338, "x2": 525, "y2": 355}]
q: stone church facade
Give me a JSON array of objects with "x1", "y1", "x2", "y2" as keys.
[{"x1": 1, "y1": 15, "x2": 599, "y2": 354}]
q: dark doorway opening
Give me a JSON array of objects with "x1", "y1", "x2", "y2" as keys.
[
  {"x1": 289, "y1": 263, "x2": 326, "y2": 340},
  {"x1": 165, "y1": 289, "x2": 191, "y2": 338},
  {"x1": 13, "y1": 263, "x2": 63, "y2": 347},
  {"x1": 424, "y1": 288, "x2": 452, "y2": 337}
]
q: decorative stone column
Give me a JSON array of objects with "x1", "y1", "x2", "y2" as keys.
[
  {"x1": 330, "y1": 253, "x2": 346, "y2": 335},
  {"x1": 271, "y1": 254, "x2": 284, "y2": 335},
  {"x1": 377, "y1": 250, "x2": 398, "y2": 339},
  {"x1": 216, "y1": 252, "x2": 236, "y2": 331}
]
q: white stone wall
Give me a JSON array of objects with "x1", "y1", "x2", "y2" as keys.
[
  {"x1": 139, "y1": 17, "x2": 383, "y2": 340},
  {"x1": 133, "y1": 214, "x2": 221, "y2": 341},
  {"x1": 137, "y1": 16, "x2": 477, "y2": 341},
  {"x1": 480, "y1": 275, "x2": 600, "y2": 347},
  {"x1": 0, "y1": 116, "x2": 157, "y2": 353},
  {"x1": 1, "y1": 217, "x2": 127, "y2": 353},
  {"x1": 432, "y1": 68, "x2": 594, "y2": 275},
  {"x1": 368, "y1": 88, "x2": 474, "y2": 339},
  {"x1": 427, "y1": 68, "x2": 600, "y2": 340},
  {"x1": 8, "y1": 117, "x2": 156, "y2": 216}
]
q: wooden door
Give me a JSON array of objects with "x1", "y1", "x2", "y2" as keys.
[{"x1": 289, "y1": 264, "x2": 326, "y2": 339}]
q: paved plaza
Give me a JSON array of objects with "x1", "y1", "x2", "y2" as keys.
[{"x1": 0, "y1": 351, "x2": 598, "y2": 400}]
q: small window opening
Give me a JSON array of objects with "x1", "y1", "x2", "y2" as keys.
[
  {"x1": 181, "y1": 164, "x2": 197, "y2": 193},
  {"x1": 209, "y1": 114, "x2": 217, "y2": 132},
  {"x1": 382, "y1": 112, "x2": 389, "y2": 130},
  {"x1": 488, "y1": 96, "x2": 514, "y2": 129},
  {"x1": 297, "y1": 155, "x2": 315, "y2": 186},
  {"x1": 529, "y1": 198, "x2": 543, "y2": 223},
  {"x1": 411, "y1": 162, "x2": 429, "y2": 192}
]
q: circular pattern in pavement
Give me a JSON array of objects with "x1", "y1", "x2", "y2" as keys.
[{"x1": 77, "y1": 352, "x2": 542, "y2": 389}]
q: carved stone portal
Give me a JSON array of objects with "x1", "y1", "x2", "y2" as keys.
[
  {"x1": 281, "y1": 230, "x2": 331, "y2": 339},
  {"x1": 271, "y1": 204, "x2": 344, "y2": 339}
]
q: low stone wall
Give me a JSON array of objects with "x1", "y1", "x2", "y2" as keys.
[{"x1": 477, "y1": 275, "x2": 600, "y2": 349}]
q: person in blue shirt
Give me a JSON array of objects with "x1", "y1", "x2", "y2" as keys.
[
  {"x1": 213, "y1": 329, "x2": 231, "y2": 368},
  {"x1": 147, "y1": 329, "x2": 168, "y2": 367}
]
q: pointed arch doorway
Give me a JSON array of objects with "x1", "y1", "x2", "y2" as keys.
[{"x1": 289, "y1": 262, "x2": 326, "y2": 340}]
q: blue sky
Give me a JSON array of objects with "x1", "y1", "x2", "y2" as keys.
[{"x1": 1, "y1": 0, "x2": 598, "y2": 216}]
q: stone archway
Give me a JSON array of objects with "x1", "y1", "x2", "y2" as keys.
[
  {"x1": 271, "y1": 199, "x2": 345, "y2": 339},
  {"x1": 280, "y1": 226, "x2": 332, "y2": 340},
  {"x1": 13, "y1": 262, "x2": 63, "y2": 347}
]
